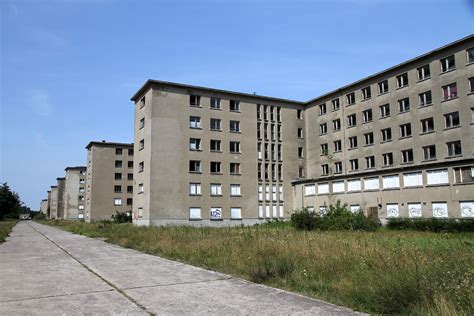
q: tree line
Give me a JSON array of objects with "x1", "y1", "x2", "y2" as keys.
[{"x1": 0, "y1": 183, "x2": 33, "y2": 220}]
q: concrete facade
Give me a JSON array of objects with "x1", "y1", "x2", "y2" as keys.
[
  {"x1": 46, "y1": 190, "x2": 51, "y2": 218},
  {"x1": 49, "y1": 186, "x2": 58, "y2": 219},
  {"x1": 131, "y1": 35, "x2": 474, "y2": 226},
  {"x1": 63, "y1": 166, "x2": 87, "y2": 220},
  {"x1": 40, "y1": 199, "x2": 48, "y2": 215},
  {"x1": 84, "y1": 141, "x2": 134, "y2": 222},
  {"x1": 56, "y1": 178, "x2": 66, "y2": 219}
]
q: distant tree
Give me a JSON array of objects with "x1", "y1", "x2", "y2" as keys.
[{"x1": 0, "y1": 183, "x2": 22, "y2": 220}]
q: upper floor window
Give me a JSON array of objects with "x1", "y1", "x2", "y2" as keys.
[
  {"x1": 332, "y1": 98, "x2": 340, "y2": 111},
  {"x1": 332, "y1": 119, "x2": 341, "y2": 131},
  {"x1": 138, "y1": 162, "x2": 144, "y2": 172},
  {"x1": 401, "y1": 149, "x2": 414, "y2": 163},
  {"x1": 319, "y1": 103, "x2": 327, "y2": 115},
  {"x1": 334, "y1": 140, "x2": 342, "y2": 152},
  {"x1": 469, "y1": 77, "x2": 474, "y2": 93},
  {"x1": 440, "y1": 55, "x2": 455, "y2": 73},
  {"x1": 189, "y1": 116, "x2": 201, "y2": 129},
  {"x1": 230, "y1": 120, "x2": 240, "y2": 132},
  {"x1": 298, "y1": 147, "x2": 304, "y2": 158},
  {"x1": 419, "y1": 91, "x2": 432, "y2": 107},
  {"x1": 139, "y1": 118, "x2": 145, "y2": 130},
  {"x1": 230, "y1": 100, "x2": 240, "y2": 112},
  {"x1": 467, "y1": 47, "x2": 474, "y2": 64},
  {"x1": 139, "y1": 97, "x2": 146, "y2": 108},
  {"x1": 423, "y1": 145, "x2": 436, "y2": 160},
  {"x1": 346, "y1": 92, "x2": 355, "y2": 105},
  {"x1": 361, "y1": 86, "x2": 371, "y2": 100},
  {"x1": 190, "y1": 95, "x2": 201, "y2": 107},
  {"x1": 189, "y1": 138, "x2": 201, "y2": 151},
  {"x1": 277, "y1": 107, "x2": 281, "y2": 122},
  {"x1": 382, "y1": 153, "x2": 394, "y2": 166},
  {"x1": 362, "y1": 109, "x2": 373, "y2": 123},
  {"x1": 334, "y1": 161, "x2": 342, "y2": 174},
  {"x1": 257, "y1": 104, "x2": 262, "y2": 120},
  {"x1": 210, "y1": 139, "x2": 221, "y2": 152},
  {"x1": 210, "y1": 161, "x2": 221, "y2": 173},
  {"x1": 379, "y1": 103, "x2": 390, "y2": 118},
  {"x1": 189, "y1": 160, "x2": 201, "y2": 173},
  {"x1": 447, "y1": 140, "x2": 462, "y2": 157},
  {"x1": 210, "y1": 97, "x2": 221, "y2": 109},
  {"x1": 396, "y1": 73, "x2": 409, "y2": 88},
  {"x1": 349, "y1": 159, "x2": 359, "y2": 171},
  {"x1": 400, "y1": 123, "x2": 412, "y2": 138},
  {"x1": 348, "y1": 136, "x2": 358, "y2": 149},
  {"x1": 381, "y1": 128, "x2": 392, "y2": 142},
  {"x1": 115, "y1": 148, "x2": 122, "y2": 155},
  {"x1": 138, "y1": 139, "x2": 144, "y2": 151},
  {"x1": 230, "y1": 162, "x2": 241, "y2": 175},
  {"x1": 321, "y1": 143, "x2": 328, "y2": 155},
  {"x1": 442, "y1": 83, "x2": 457, "y2": 100},
  {"x1": 115, "y1": 160, "x2": 122, "y2": 168},
  {"x1": 417, "y1": 64, "x2": 431, "y2": 80},
  {"x1": 364, "y1": 132, "x2": 374, "y2": 146},
  {"x1": 128, "y1": 148, "x2": 134, "y2": 156},
  {"x1": 210, "y1": 118, "x2": 221, "y2": 131},
  {"x1": 230, "y1": 184, "x2": 241, "y2": 196},
  {"x1": 114, "y1": 173, "x2": 122, "y2": 180},
  {"x1": 398, "y1": 97, "x2": 410, "y2": 113},
  {"x1": 189, "y1": 183, "x2": 201, "y2": 195},
  {"x1": 366, "y1": 156, "x2": 375, "y2": 168},
  {"x1": 321, "y1": 164, "x2": 329, "y2": 176},
  {"x1": 378, "y1": 80, "x2": 389, "y2": 94},
  {"x1": 297, "y1": 128, "x2": 304, "y2": 138},
  {"x1": 229, "y1": 141, "x2": 241, "y2": 154},
  {"x1": 421, "y1": 117, "x2": 434, "y2": 133},
  {"x1": 319, "y1": 123, "x2": 327, "y2": 135},
  {"x1": 347, "y1": 114, "x2": 356, "y2": 127},
  {"x1": 297, "y1": 109, "x2": 303, "y2": 119},
  {"x1": 444, "y1": 111, "x2": 460, "y2": 128}
]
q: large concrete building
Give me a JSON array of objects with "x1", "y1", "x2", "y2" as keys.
[
  {"x1": 56, "y1": 177, "x2": 66, "y2": 219},
  {"x1": 63, "y1": 166, "x2": 87, "y2": 220},
  {"x1": 131, "y1": 35, "x2": 474, "y2": 226},
  {"x1": 49, "y1": 186, "x2": 59, "y2": 219},
  {"x1": 40, "y1": 199, "x2": 48, "y2": 215},
  {"x1": 84, "y1": 141, "x2": 134, "y2": 221}
]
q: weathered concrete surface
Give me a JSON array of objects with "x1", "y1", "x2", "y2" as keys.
[{"x1": 0, "y1": 222, "x2": 363, "y2": 315}]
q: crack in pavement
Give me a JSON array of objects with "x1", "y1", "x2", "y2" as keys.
[
  {"x1": 0, "y1": 289, "x2": 115, "y2": 303},
  {"x1": 121, "y1": 276, "x2": 233, "y2": 291}
]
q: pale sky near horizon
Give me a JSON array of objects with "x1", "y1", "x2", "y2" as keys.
[{"x1": 1, "y1": 0, "x2": 473, "y2": 209}]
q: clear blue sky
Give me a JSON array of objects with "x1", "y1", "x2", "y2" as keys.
[{"x1": 1, "y1": 0, "x2": 473, "y2": 209}]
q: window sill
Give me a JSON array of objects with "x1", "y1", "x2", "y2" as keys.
[
  {"x1": 382, "y1": 188, "x2": 400, "y2": 191},
  {"x1": 190, "y1": 105, "x2": 202, "y2": 108},
  {"x1": 399, "y1": 136, "x2": 412, "y2": 140},
  {"x1": 381, "y1": 165, "x2": 394, "y2": 168},
  {"x1": 378, "y1": 91, "x2": 389, "y2": 96},
  {"x1": 230, "y1": 195, "x2": 242, "y2": 197},
  {"x1": 347, "y1": 147, "x2": 358, "y2": 151},
  {"x1": 396, "y1": 85, "x2": 409, "y2": 90},
  {"x1": 189, "y1": 194, "x2": 202, "y2": 197},
  {"x1": 441, "y1": 96, "x2": 459, "y2": 103},
  {"x1": 361, "y1": 97, "x2": 371, "y2": 102},
  {"x1": 421, "y1": 158, "x2": 437, "y2": 163},
  {"x1": 446, "y1": 154, "x2": 463, "y2": 159},
  {"x1": 440, "y1": 68, "x2": 456, "y2": 75},
  {"x1": 363, "y1": 144, "x2": 374, "y2": 147},
  {"x1": 365, "y1": 167, "x2": 376, "y2": 171},
  {"x1": 418, "y1": 103, "x2": 433, "y2": 108},
  {"x1": 210, "y1": 172, "x2": 223, "y2": 175},
  {"x1": 332, "y1": 108, "x2": 341, "y2": 112},
  {"x1": 380, "y1": 140, "x2": 392, "y2": 144},
  {"x1": 210, "y1": 219, "x2": 223, "y2": 221},
  {"x1": 347, "y1": 190, "x2": 361, "y2": 194},
  {"x1": 403, "y1": 185, "x2": 423, "y2": 189},
  {"x1": 210, "y1": 129, "x2": 223, "y2": 132},
  {"x1": 139, "y1": 126, "x2": 144, "y2": 130},
  {"x1": 189, "y1": 171, "x2": 202, "y2": 174},
  {"x1": 362, "y1": 121, "x2": 373, "y2": 125},
  {"x1": 364, "y1": 189, "x2": 379, "y2": 192},
  {"x1": 189, "y1": 218, "x2": 202, "y2": 221},
  {"x1": 189, "y1": 127, "x2": 202, "y2": 130},
  {"x1": 400, "y1": 161, "x2": 414, "y2": 165},
  {"x1": 468, "y1": 92, "x2": 474, "y2": 96},
  {"x1": 420, "y1": 131, "x2": 435, "y2": 135},
  {"x1": 466, "y1": 62, "x2": 474, "y2": 67},
  {"x1": 210, "y1": 150, "x2": 222, "y2": 153},
  {"x1": 417, "y1": 77, "x2": 431, "y2": 83},
  {"x1": 189, "y1": 149, "x2": 202, "y2": 152},
  {"x1": 379, "y1": 115, "x2": 391, "y2": 120},
  {"x1": 210, "y1": 107, "x2": 222, "y2": 111},
  {"x1": 398, "y1": 110, "x2": 410, "y2": 115},
  {"x1": 230, "y1": 110, "x2": 241, "y2": 113},
  {"x1": 230, "y1": 131, "x2": 241, "y2": 134},
  {"x1": 346, "y1": 103, "x2": 355, "y2": 107},
  {"x1": 347, "y1": 125, "x2": 356, "y2": 129},
  {"x1": 319, "y1": 133, "x2": 328, "y2": 136},
  {"x1": 443, "y1": 126, "x2": 461, "y2": 131},
  {"x1": 426, "y1": 184, "x2": 449, "y2": 188},
  {"x1": 333, "y1": 150, "x2": 342, "y2": 153},
  {"x1": 230, "y1": 173, "x2": 241, "y2": 176},
  {"x1": 230, "y1": 152, "x2": 241, "y2": 155},
  {"x1": 210, "y1": 195, "x2": 223, "y2": 197}
]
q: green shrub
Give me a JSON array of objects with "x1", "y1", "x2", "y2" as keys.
[
  {"x1": 387, "y1": 218, "x2": 474, "y2": 232},
  {"x1": 111, "y1": 211, "x2": 132, "y2": 224},
  {"x1": 290, "y1": 207, "x2": 320, "y2": 230}
]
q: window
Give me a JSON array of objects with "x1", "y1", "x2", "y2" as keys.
[
  {"x1": 408, "y1": 203, "x2": 422, "y2": 218},
  {"x1": 421, "y1": 117, "x2": 434, "y2": 133},
  {"x1": 332, "y1": 119, "x2": 341, "y2": 131},
  {"x1": 189, "y1": 207, "x2": 201, "y2": 220},
  {"x1": 297, "y1": 109, "x2": 303, "y2": 119},
  {"x1": 332, "y1": 180, "x2": 344, "y2": 193},
  {"x1": 364, "y1": 132, "x2": 374, "y2": 146},
  {"x1": 139, "y1": 139, "x2": 144, "y2": 150},
  {"x1": 230, "y1": 100, "x2": 240, "y2": 112},
  {"x1": 230, "y1": 184, "x2": 241, "y2": 196},
  {"x1": 189, "y1": 160, "x2": 201, "y2": 173},
  {"x1": 468, "y1": 47, "x2": 474, "y2": 63},
  {"x1": 127, "y1": 186, "x2": 133, "y2": 193},
  {"x1": 278, "y1": 164, "x2": 282, "y2": 180},
  {"x1": 127, "y1": 198, "x2": 133, "y2": 206},
  {"x1": 80, "y1": 179, "x2": 86, "y2": 184},
  {"x1": 366, "y1": 156, "x2": 375, "y2": 168},
  {"x1": 454, "y1": 166, "x2": 474, "y2": 184},
  {"x1": 139, "y1": 97, "x2": 146, "y2": 108},
  {"x1": 264, "y1": 123, "x2": 268, "y2": 139},
  {"x1": 321, "y1": 164, "x2": 329, "y2": 176},
  {"x1": 419, "y1": 91, "x2": 432, "y2": 106},
  {"x1": 321, "y1": 143, "x2": 328, "y2": 155},
  {"x1": 210, "y1": 139, "x2": 221, "y2": 152},
  {"x1": 460, "y1": 201, "x2": 474, "y2": 218},
  {"x1": 128, "y1": 161, "x2": 133, "y2": 168},
  {"x1": 298, "y1": 166, "x2": 304, "y2": 178},
  {"x1": 139, "y1": 118, "x2": 145, "y2": 129},
  {"x1": 230, "y1": 141, "x2": 240, "y2": 153},
  {"x1": 138, "y1": 162, "x2": 144, "y2": 172},
  {"x1": 382, "y1": 153, "x2": 393, "y2": 166},
  {"x1": 138, "y1": 183, "x2": 144, "y2": 193},
  {"x1": 230, "y1": 207, "x2": 242, "y2": 219},
  {"x1": 115, "y1": 160, "x2": 122, "y2": 168},
  {"x1": 229, "y1": 120, "x2": 240, "y2": 132},
  {"x1": 79, "y1": 187, "x2": 85, "y2": 193},
  {"x1": 189, "y1": 116, "x2": 201, "y2": 129},
  {"x1": 400, "y1": 123, "x2": 412, "y2": 138},
  {"x1": 349, "y1": 159, "x2": 358, "y2": 171},
  {"x1": 396, "y1": 73, "x2": 409, "y2": 88},
  {"x1": 230, "y1": 163, "x2": 241, "y2": 175},
  {"x1": 442, "y1": 83, "x2": 457, "y2": 100},
  {"x1": 362, "y1": 109, "x2": 372, "y2": 123},
  {"x1": 380, "y1": 128, "x2": 392, "y2": 142},
  {"x1": 440, "y1": 55, "x2": 455, "y2": 72},
  {"x1": 364, "y1": 177, "x2": 379, "y2": 191},
  {"x1": 257, "y1": 104, "x2": 262, "y2": 120},
  {"x1": 383, "y1": 175, "x2": 400, "y2": 189},
  {"x1": 114, "y1": 173, "x2": 122, "y2": 180},
  {"x1": 332, "y1": 98, "x2": 340, "y2": 111},
  {"x1": 319, "y1": 123, "x2": 327, "y2": 135},
  {"x1": 189, "y1": 183, "x2": 201, "y2": 195},
  {"x1": 349, "y1": 136, "x2": 358, "y2": 149},
  {"x1": 210, "y1": 161, "x2": 221, "y2": 173},
  {"x1": 114, "y1": 185, "x2": 121, "y2": 193},
  {"x1": 334, "y1": 161, "x2": 342, "y2": 174},
  {"x1": 346, "y1": 92, "x2": 355, "y2": 105},
  {"x1": 277, "y1": 107, "x2": 281, "y2": 122},
  {"x1": 379, "y1": 104, "x2": 390, "y2": 117},
  {"x1": 210, "y1": 183, "x2": 222, "y2": 196},
  {"x1": 347, "y1": 114, "x2": 356, "y2": 127},
  {"x1": 427, "y1": 169, "x2": 449, "y2": 185},
  {"x1": 432, "y1": 202, "x2": 448, "y2": 218},
  {"x1": 128, "y1": 148, "x2": 134, "y2": 156},
  {"x1": 444, "y1": 112, "x2": 460, "y2": 128},
  {"x1": 265, "y1": 185, "x2": 270, "y2": 200},
  {"x1": 447, "y1": 140, "x2": 462, "y2": 157},
  {"x1": 297, "y1": 128, "x2": 304, "y2": 138},
  {"x1": 469, "y1": 77, "x2": 474, "y2": 93},
  {"x1": 361, "y1": 86, "x2": 371, "y2": 100},
  {"x1": 319, "y1": 103, "x2": 327, "y2": 115},
  {"x1": 116, "y1": 148, "x2": 122, "y2": 155},
  {"x1": 398, "y1": 98, "x2": 410, "y2": 112},
  {"x1": 378, "y1": 80, "x2": 389, "y2": 94},
  {"x1": 401, "y1": 149, "x2": 414, "y2": 163},
  {"x1": 78, "y1": 205, "x2": 85, "y2": 210},
  {"x1": 386, "y1": 204, "x2": 399, "y2": 218},
  {"x1": 127, "y1": 173, "x2": 133, "y2": 180},
  {"x1": 114, "y1": 198, "x2": 122, "y2": 206},
  {"x1": 304, "y1": 185, "x2": 316, "y2": 196},
  {"x1": 347, "y1": 179, "x2": 361, "y2": 191},
  {"x1": 257, "y1": 123, "x2": 262, "y2": 139},
  {"x1": 298, "y1": 147, "x2": 304, "y2": 158},
  {"x1": 403, "y1": 172, "x2": 422, "y2": 187},
  {"x1": 417, "y1": 64, "x2": 430, "y2": 80},
  {"x1": 277, "y1": 125, "x2": 282, "y2": 141},
  {"x1": 264, "y1": 144, "x2": 269, "y2": 160},
  {"x1": 210, "y1": 118, "x2": 221, "y2": 131},
  {"x1": 318, "y1": 183, "x2": 329, "y2": 194},
  {"x1": 334, "y1": 140, "x2": 342, "y2": 152},
  {"x1": 210, "y1": 97, "x2": 221, "y2": 109},
  {"x1": 423, "y1": 145, "x2": 436, "y2": 160},
  {"x1": 190, "y1": 95, "x2": 201, "y2": 106}
]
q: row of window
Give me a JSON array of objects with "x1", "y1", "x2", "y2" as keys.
[
  {"x1": 189, "y1": 116, "x2": 241, "y2": 132},
  {"x1": 317, "y1": 49, "x2": 474, "y2": 111},
  {"x1": 115, "y1": 148, "x2": 134, "y2": 156},
  {"x1": 190, "y1": 95, "x2": 241, "y2": 112},
  {"x1": 258, "y1": 163, "x2": 283, "y2": 181},
  {"x1": 257, "y1": 143, "x2": 283, "y2": 161},
  {"x1": 114, "y1": 160, "x2": 134, "y2": 168},
  {"x1": 257, "y1": 104, "x2": 282, "y2": 122},
  {"x1": 189, "y1": 183, "x2": 241, "y2": 196},
  {"x1": 189, "y1": 161, "x2": 241, "y2": 174},
  {"x1": 258, "y1": 184, "x2": 284, "y2": 202},
  {"x1": 114, "y1": 173, "x2": 134, "y2": 180},
  {"x1": 189, "y1": 138, "x2": 241, "y2": 153},
  {"x1": 258, "y1": 204, "x2": 285, "y2": 219},
  {"x1": 113, "y1": 198, "x2": 133, "y2": 206},
  {"x1": 114, "y1": 185, "x2": 134, "y2": 193},
  {"x1": 257, "y1": 122, "x2": 282, "y2": 141},
  {"x1": 189, "y1": 207, "x2": 242, "y2": 220},
  {"x1": 304, "y1": 167, "x2": 473, "y2": 195}
]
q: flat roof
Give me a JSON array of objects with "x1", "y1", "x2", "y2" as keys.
[
  {"x1": 130, "y1": 34, "x2": 474, "y2": 105},
  {"x1": 56, "y1": 177, "x2": 65, "y2": 181},
  {"x1": 86, "y1": 141, "x2": 134, "y2": 149},
  {"x1": 65, "y1": 166, "x2": 86, "y2": 171}
]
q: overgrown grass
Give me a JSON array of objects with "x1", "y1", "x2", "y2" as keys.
[
  {"x1": 40, "y1": 220, "x2": 474, "y2": 315},
  {"x1": 0, "y1": 220, "x2": 18, "y2": 243}
]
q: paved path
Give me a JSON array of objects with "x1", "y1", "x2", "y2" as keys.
[{"x1": 0, "y1": 222, "x2": 362, "y2": 315}]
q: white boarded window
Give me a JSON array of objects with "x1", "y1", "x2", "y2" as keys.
[
  {"x1": 78, "y1": 205, "x2": 85, "y2": 210},
  {"x1": 258, "y1": 205, "x2": 263, "y2": 218},
  {"x1": 279, "y1": 205, "x2": 284, "y2": 218},
  {"x1": 350, "y1": 205, "x2": 360, "y2": 214},
  {"x1": 189, "y1": 207, "x2": 201, "y2": 220},
  {"x1": 320, "y1": 206, "x2": 328, "y2": 216},
  {"x1": 265, "y1": 186, "x2": 270, "y2": 201},
  {"x1": 279, "y1": 185, "x2": 284, "y2": 201},
  {"x1": 347, "y1": 179, "x2": 361, "y2": 192},
  {"x1": 460, "y1": 201, "x2": 474, "y2": 218},
  {"x1": 231, "y1": 207, "x2": 242, "y2": 219},
  {"x1": 210, "y1": 207, "x2": 222, "y2": 220},
  {"x1": 272, "y1": 205, "x2": 277, "y2": 217},
  {"x1": 307, "y1": 206, "x2": 315, "y2": 212},
  {"x1": 258, "y1": 185, "x2": 263, "y2": 201},
  {"x1": 265, "y1": 205, "x2": 270, "y2": 218},
  {"x1": 408, "y1": 203, "x2": 422, "y2": 218},
  {"x1": 304, "y1": 185, "x2": 316, "y2": 196},
  {"x1": 189, "y1": 183, "x2": 201, "y2": 195},
  {"x1": 386, "y1": 203, "x2": 399, "y2": 218},
  {"x1": 364, "y1": 177, "x2": 379, "y2": 191},
  {"x1": 432, "y1": 202, "x2": 448, "y2": 218},
  {"x1": 427, "y1": 169, "x2": 449, "y2": 185},
  {"x1": 114, "y1": 198, "x2": 122, "y2": 206},
  {"x1": 333, "y1": 181, "x2": 345, "y2": 193},
  {"x1": 383, "y1": 175, "x2": 400, "y2": 189},
  {"x1": 210, "y1": 184, "x2": 222, "y2": 196},
  {"x1": 318, "y1": 183, "x2": 329, "y2": 194},
  {"x1": 403, "y1": 172, "x2": 423, "y2": 187},
  {"x1": 272, "y1": 185, "x2": 277, "y2": 200},
  {"x1": 230, "y1": 184, "x2": 241, "y2": 196}
]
